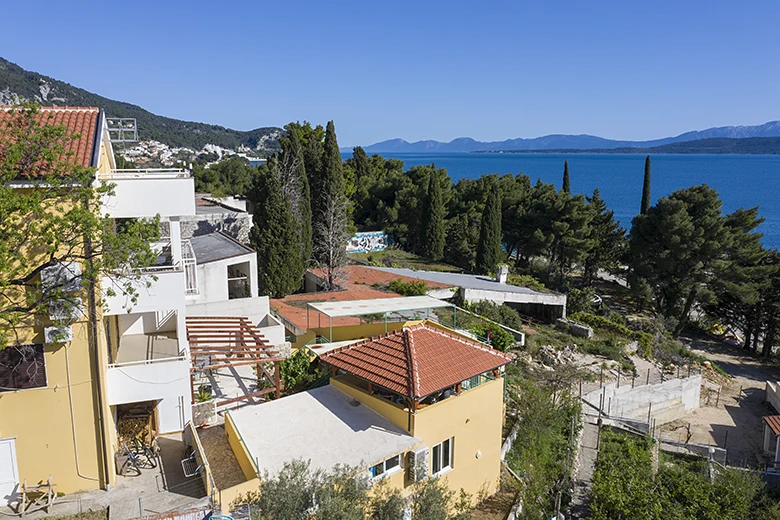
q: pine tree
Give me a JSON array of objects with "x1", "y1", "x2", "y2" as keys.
[
  {"x1": 475, "y1": 181, "x2": 503, "y2": 274},
  {"x1": 562, "y1": 160, "x2": 571, "y2": 195},
  {"x1": 313, "y1": 121, "x2": 348, "y2": 288},
  {"x1": 249, "y1": 159, "x2": 304, "y2": 298},
  {"x1": 420, "y1": 171, "x2": 446, "y2": 261},
  {"x1": 583, "y1": 188, "x2": 626, "y2": 285},
  {"x1": 641, "y1": 156, "x2": 651, "y2": 215}
]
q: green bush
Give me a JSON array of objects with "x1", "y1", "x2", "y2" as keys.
[
  {"x1": 468, "y1": 321, "x2": 515, "y2": 352},
  {"x1": 507, "y1": 274, "x2": 548, "y2": 293},
  {"x1": 387, "y1": 278, "x2": 428, "y2": 296},
  {"x1": 567, "y1": 287, "x2": 598, "y2": 315},
  {"x1": 570, "y1": 312, "x2": 653, "y2": 354},
  {"x1": 467, "y1": 300, "x2": 525, "y2": 332}
]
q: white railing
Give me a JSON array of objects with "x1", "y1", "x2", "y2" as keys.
[
  {"x1": 103, "y1": 168, "x2": 192, "y2": 180},
  {"x1": 182, "y1": 239, "x2": 199, "y2": 295},
  {"x1": 107, "y1": 354, "x2": 187, "y2": 369}
]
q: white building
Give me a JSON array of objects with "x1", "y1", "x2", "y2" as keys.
[{"x1": 98, "y1": 127, "x2": 285, "y2": 435}]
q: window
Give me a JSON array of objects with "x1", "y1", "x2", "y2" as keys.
[
  {"x1": 0, "y1": 344, "x2": 47, "y2": 392},
  {"x1": 431, "y1": 438, "x2": 453, "y2": 476},
  {"x1": 370, "y1": 454, "x2": 402, "y2": 479}
]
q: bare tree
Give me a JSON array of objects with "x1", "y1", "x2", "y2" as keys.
[{"x1": 314, "y1": 190, "x2": 348, "y2": 290}]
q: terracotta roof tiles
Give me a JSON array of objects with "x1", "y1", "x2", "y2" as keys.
[
  {"x1": 0, "y1": 106, "x2": 100, "y2": 170},
  {"x1": 321, "y1": 322, "x2": 513, "y2": 399}
]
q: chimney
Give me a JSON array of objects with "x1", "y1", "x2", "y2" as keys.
[{"x1": 496, "y1": 265, "x2": 509, "y2": 284}]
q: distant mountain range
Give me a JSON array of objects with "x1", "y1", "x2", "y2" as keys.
[
  {"x1": 362, "y1": 122, "x2": 780, "y2": 153},
  {"x1": 0, "y1": 57, "x2": 282, "y2": 154}
]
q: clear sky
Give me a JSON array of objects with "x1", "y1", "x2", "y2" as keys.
[{"x1": 2, "y1": 1, "x2": 778, "y2": 146}]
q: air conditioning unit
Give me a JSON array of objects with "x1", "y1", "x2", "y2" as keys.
[
  {"x1": 41, "y1": 262, "x2": 82, "y2": 293},
  {"x1": 407, "y1": 445, "x2": 429, "y2": 483},
  {"x1": 45, "y1": 325, "x2": 73, "y2": 344},
  {"x1": 48, "y1": 298, "x2": 83, "y2": 320}
]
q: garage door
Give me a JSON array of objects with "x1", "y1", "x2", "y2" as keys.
[{"x1": 0, "y1": 438, "x2": 18, "y2": 506}]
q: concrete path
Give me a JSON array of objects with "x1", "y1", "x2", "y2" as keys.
[{"x1": 569, "y1": 415, "x2": 599, "y2": 519}]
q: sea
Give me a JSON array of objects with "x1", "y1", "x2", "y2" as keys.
[{"x1": 344, "y1": 152, "x2": 780, "y2": 248}]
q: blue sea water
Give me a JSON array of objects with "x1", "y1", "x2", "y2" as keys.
[{"x1": 346, "y1": 152, "x2": 780, "y2": 248}]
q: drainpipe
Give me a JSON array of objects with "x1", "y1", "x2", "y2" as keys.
[
  {"x1": 64, "y1": 342, "x2": 100, "y2": 482},
  {"x1": 84, "y1": 195, "x2": 112, "y2": 490}
]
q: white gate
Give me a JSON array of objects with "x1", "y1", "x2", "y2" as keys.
[{"x1": 0, "y1": 438, "x2": 19, "y2": 506}]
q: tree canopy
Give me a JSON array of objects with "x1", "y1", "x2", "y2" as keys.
[{"x1": 0, "y1": 104, "x2": 160, "y2": 349}]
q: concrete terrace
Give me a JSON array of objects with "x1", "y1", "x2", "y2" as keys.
[{"x1": 227, "y1": 385, "x2": 420, "y2": 477}]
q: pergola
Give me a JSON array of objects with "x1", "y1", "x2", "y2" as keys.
[
  {"x1": 305, "y1": 295, "x2": 457, "y2": 342},
  {"x1": 186, "y1": 316, "x2": 285, "y2": 407}
]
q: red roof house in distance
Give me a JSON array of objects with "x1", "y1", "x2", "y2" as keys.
[{"x1": 271, "y1": 265, "x2": 453, "y2": 342}]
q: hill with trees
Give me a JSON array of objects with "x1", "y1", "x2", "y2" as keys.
[{"x1": 0, "y1": 57, "x2": 282, "y2": 153}]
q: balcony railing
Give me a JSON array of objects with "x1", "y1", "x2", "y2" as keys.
[{"x1": 103, "y1": 168, "x2": 192, "y2": 180}]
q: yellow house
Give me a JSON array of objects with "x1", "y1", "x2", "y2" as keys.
[
  {"x1": 210, "y1": 320, "x2": 513, "y2": 509},
  {"x1": 0, "y1": 106, "x2": 117, "y2": 501}
]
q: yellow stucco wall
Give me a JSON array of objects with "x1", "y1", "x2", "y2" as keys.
[
  {"x1": 332, "y1": 374, "x2": 504, "y2": 503},
  {"x1": 330, "y1": 377, "x2": 412, "y2": 432},
  {"x1": 0, "y1": 320, "x2": 111, "y2": 494},
  {"x1": 224, "y1": 412, "x2": 258, "y2": 481},
  {"x1": 412, "y1": 378, "x2": 504, "y2": 500}
]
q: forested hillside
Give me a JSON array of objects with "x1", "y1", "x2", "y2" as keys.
[{"x1": 0, "y1": 57, "x2": 281, "y2": 152}]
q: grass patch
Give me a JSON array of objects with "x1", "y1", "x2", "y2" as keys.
[{"x1": 348, "y1": 248, "x2": 461, "y2": 272}]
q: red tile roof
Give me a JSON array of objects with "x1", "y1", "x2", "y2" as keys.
[
  {"x1": 272, "y1": 266, "x2": 452, "y2": 333},
  {"x1": 321, "y1": 322, "x2": 513, "y2": 399},
  {"x1": 0, "y1": 106, "x2": 100, "y2": 170}
]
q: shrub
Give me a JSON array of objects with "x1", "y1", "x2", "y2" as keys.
[
  {"x1": 570, "y1": 312, "x2": 653, "y2": 354},
  {"x1": 387, "y1": 278, "x2": 428, "y2": 296},
  {"x1": 507, "y1": 274, "x2": 548, "y2": 293},
  {"x1": 468, "y1": 321, "x2": 515, "y2": 352},
  {"x1": 467, "y1": 300, "x2": 525, "y2": 332},
  {"x1": 567, "y1": 287, "x2": 598, "y2": 315}
]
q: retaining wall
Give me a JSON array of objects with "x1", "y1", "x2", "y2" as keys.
[{"x1": 584, "y1": 375, "x2": 701, "y2": 425}]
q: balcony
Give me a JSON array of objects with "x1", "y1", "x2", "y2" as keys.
[
  {"x1": 102, "y1": 239, "x2": 197, "y2": 315},
  {"x1": 106, "y1": 331, "x2": 191, "y2": 433},
  {"x1": 99, "y1": 168, "x2": 196, "y2": 218}
]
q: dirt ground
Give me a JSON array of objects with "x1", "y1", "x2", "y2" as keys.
[{"x1": 660, "y1": 335, "x2": 780, "y2": 467}]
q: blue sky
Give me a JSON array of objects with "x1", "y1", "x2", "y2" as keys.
[{"x1": 2, "y1": 1, "x2": 778, "y2": 146}]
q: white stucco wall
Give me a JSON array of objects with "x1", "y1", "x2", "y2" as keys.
[
  {"x1": 187, "y1": 253, "x2": 258, "y2": 305},
  {"x1": 102, "y1": 177, "x2": 196, "y2": 218},
  {"x1": 103, "y1": 271, "x2": 186, "y2": 316},
  {"x1": 106, "y1": 359, "x2": 192, "y2": 433},
  {"x1": 584, "y1": 375, "x2": 701, "y2": 425}
]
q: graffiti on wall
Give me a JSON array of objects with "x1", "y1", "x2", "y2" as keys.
[{"x1": 346, "y1": 231, "x2": 391, "y2": 254}]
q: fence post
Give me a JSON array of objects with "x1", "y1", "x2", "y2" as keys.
[
  {"x1": 600, "y1": 366, "x2": 604, "y2": 388},
  {"x1": 138, "y1": 497, "x2": 143, "y2": 520},
  {"x1": 646, "y1": 368, "x2": 650, "y2": 385},
  {"x1": 677, "y1": 365, "x2": 681, "y2": 379},
  {"x1": 716, "y1": 388, "x2": 721, "y2": 407},
  {"x1": 632, "y1": 372, "x2": 636, "y2": 388},
  {"x1": 687, "y1": 364, "x2": 691, "y2": 378},
  {"x1": 579, "y1": 378, "x2": 582, "y2": 398},
  {"x1": 647, "y1": 402, "x2": 652, "y2": 424},
  {"x1": 617, "y1": 371, "x2": 620, "y2": 388}
]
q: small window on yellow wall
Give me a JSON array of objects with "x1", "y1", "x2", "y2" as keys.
[{"x1": 431, "y1": 437, "x2": 453, "y2": 476}]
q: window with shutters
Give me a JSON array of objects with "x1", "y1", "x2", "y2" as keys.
[{"x1": 0, "y1": 344, "x2": 47, "y2": 392}]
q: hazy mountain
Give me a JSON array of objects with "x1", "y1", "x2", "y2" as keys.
[
  {"x1": 0, "y1": 57, "x2": 282, "y2": 154},
  {"x1": 362, "y1": 122, "x2": 780, "y2": 153}
]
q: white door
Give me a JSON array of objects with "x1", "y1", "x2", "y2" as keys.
[{"x1": 0, "y1": 438, "x2": 19, "y2": 506}]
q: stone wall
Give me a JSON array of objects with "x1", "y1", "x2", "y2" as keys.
[{"x1": 161, "y1": 212, "x2": 253, "y2": 244}]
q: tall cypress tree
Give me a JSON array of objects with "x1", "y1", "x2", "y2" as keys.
[
  {"x1": 280, "y1": 123, "x2": 313, "y2": 266},
  {"x1": 475, "y1": 181, "x2": 503, "y2": 274},
  {"x1": 641, "y1": 156, "x2": 651, "y2": 215},
  {"x1": 420, "y1": 171, "x2": 446, "y2": 261},
  {"x1": 313, "y1": 121, "x2": 348, "y2": 288},
  {"x1": 562, "y1": 160, "x2": 571, "y2": 195},
  {"x1": 249, "y1": 159, "x2": 304, "y2": 298}
]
